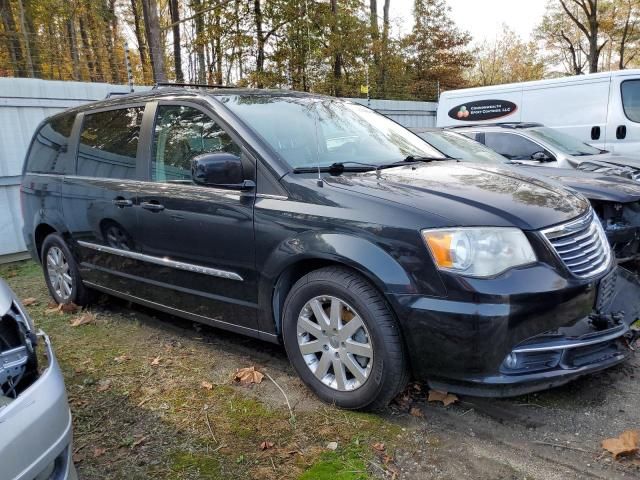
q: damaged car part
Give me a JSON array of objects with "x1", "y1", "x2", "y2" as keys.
[{"x1": 0, "y1": 279, "x2": 77, "y2": 480}]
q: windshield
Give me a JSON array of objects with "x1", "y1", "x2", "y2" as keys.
[
  {"x1": 418, "y1": 131, "x2": 507, "y2": 164},
  {"x1": 527, "y1": 127, "x2": 601, "y2": 156},
  {"x1": 216, "y1": 95, "x2": 443, "y2": 169}
]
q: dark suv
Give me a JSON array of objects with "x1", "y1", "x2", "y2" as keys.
[{"x1": 20, "y1": 87, "x2": 635, "y2": 409}]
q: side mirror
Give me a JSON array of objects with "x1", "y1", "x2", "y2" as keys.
[
  {"x1": 191, "y1": 153, "x2": 253, "y2": 190},
  {"x1": 531, "y1": 151, "x2": 554, "y2": 162}
]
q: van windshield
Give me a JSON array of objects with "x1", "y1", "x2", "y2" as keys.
[
  {"x1": 527, "y1": 127, "x2": 602, "y2": 156},
  {"x1": 215, "y1": 94, "x2": 443, "y2": 169},
  {"x1": 417, "y1": 130, "x2": 507, "y2": 164}
]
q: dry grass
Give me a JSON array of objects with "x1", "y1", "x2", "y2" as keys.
[{"x1": 1, "y1": 261, "x2": 402, "y2": 479}]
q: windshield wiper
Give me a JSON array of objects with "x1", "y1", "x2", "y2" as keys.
[
  {"x1": 292, "y1": 156, "x2": 449, "y2": 175},
  {"x1": 292, "y1": 161, "x2": 379, "y2": 174}
]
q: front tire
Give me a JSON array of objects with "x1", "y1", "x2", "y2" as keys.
[
  {"x1": 41, "y1": 233, "x2": 92, "y2": 306},
  {"x1": 282, "y1": 266, "x2": 408, "y2": 410}
]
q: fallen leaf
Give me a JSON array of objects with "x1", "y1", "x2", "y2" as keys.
[
  {"x1": 260, "y1": 441, "x2": 274, "y2": 450},
  {"x1": 428, "y1": 389, "x2": 459, "y2": 406},
  {"x1": 46, "y1": 301, "x2": 58, "y2": 308},
  {"x1": 326, "y1": 441, "x2": 338, "y2": 451},
  {"x1": 131, "y1": 435, "x2": 148, "y2": 448},
  {"x1": 22, "y1": 297, "x2": 37, "y2": 306},
  {"x1": 114, "y1": 355, "x2": 129, "y2": 363},
  {"x1": 409, "y1": 406, "x2": 424, "y2": 418},
  {"x1": 96, "y1": 379, "x2": 111, "y2": 392},
  {"x1": 70, "y1": 312, "x2": 96, "y2": 327},
  {"x1": 233, "y1": 366, "x2": 264, "y2": 385},
  {"x1": 93, "y1": 447, "x2": 107, "y2": 458},
  {"x1": 602, "y1": 430, "x2": 639, "y2": 459},
  {"x1": 201, "y1": 380, "x2": 213, "y2": 390},
  {"x1": 61, "y1": 302, "x2": 80, "y2": 314},
  {"x1": 151, "y1": 356, "x2": 161, "y2": 366},
  {"x1": 7, "y1": 271, "x2": 17, "y2": 278},
  {"x1": 72, "y1": 452, "x2": 83, "y2": 464},
  {"x1": 45, "y1": 304, "x2": 63, "y2": 315},
  {"x1": 372, "y1": 442, "x2": 386, "y2": 452}
]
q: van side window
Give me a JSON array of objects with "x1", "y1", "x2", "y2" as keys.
[
  {"x1": 152, "y1": 105, "x2": 241, "y2": 183},
  {"x1": 78, "y1": 107, "x2": 144, "y2": 179},
  {"x1": 25, "y1": 113, "x2": 75, "y2": 174},
  {"x1": 621, "y1": 80, "x2": 640, "y2": 123},
  {"x1": 483, "y1": 132, "x2": 544, "y2": 160}
]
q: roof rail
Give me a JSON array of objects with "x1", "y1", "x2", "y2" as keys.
[
  {"x1": 153, "y1": 82, "x2": 235, "y2": 89},
  {"x1": 104, "y1": 91, "x2": 130, "y2": 99},
  {"x1": 445, "y1": 122, "x2": 544, "y2": 129}
]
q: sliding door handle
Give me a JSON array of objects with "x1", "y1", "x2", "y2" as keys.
[{"x1": 140, "y1": 201, "x2": 165, "y2": 212}]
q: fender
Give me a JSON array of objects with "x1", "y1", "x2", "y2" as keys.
[{"x1": 256, "y1": 231, "x2": 446, "y2": 335}]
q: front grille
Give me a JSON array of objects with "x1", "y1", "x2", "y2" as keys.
[{"x1": 542, "y1": 211, "x2": 612, "y2": 278}]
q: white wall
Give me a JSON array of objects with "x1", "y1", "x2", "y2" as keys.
[{"x1": 0, "y1": 78, "x2": 149, "y2": 262}]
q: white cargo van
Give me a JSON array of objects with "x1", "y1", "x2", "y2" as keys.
[{"x1": 436, "y1": 70, "x2": 640, "y2": 155}]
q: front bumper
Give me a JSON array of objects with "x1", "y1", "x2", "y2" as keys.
[
  {"x1": 391, "y1": 265, "x2": 639, "y2": 397},
  {"x1": 0, "y1": 333, "x2": 77, "y2": 480}
]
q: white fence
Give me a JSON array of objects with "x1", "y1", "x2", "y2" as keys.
[{"x1": 0, "y1": 78, "x2": 436, "y2": 262}]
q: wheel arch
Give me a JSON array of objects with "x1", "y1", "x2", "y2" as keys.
[{"x1": 259, "y1": 232, "x2": 416, "y2": 335}]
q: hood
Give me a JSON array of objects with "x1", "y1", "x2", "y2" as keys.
[
  {"x1": 516, "y1": 165, "x2": 640, "y2": 203},
  {"x1": 324, "y1": 162, "x2": 589, "y2": 230},
  {"x1": 574, "y1": 152, "x2": 640, "y2": 172}
]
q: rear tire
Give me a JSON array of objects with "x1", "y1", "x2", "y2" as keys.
[
  {"x1": 41, "y1": 233, "x2": 92, "y2": 306},
  {"x1": 282, "y1": 266, "x2": 408, "y2": 410}
]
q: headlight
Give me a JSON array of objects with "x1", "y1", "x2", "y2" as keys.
[{"x1": 422, "y1": 227, "x2": 536, "y2": 277}]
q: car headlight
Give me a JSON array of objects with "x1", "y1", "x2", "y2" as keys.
[{"x1": 422, "y1": 227, "x2": 537, "y2": 277}]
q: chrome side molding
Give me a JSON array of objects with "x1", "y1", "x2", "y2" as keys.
[{"x1": 77, "y1": 241, "x2": 243, "y2": 281}]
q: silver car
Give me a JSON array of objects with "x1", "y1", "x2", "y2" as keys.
[
  {"x1": 454, "y1": 123, "x2": 640, "y2": 180},
  {"x1": 0, "y1": 279, "x2": 77, "y2": 480}
]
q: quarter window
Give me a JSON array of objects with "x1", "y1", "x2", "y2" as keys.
[
  {"x1": 78, "y1": 107, "x2": 144, "y2": 179},
  {"x1": 26, "y1": 113, "x2": 76, "y2": 174},
  {"x1": 152, "y1": 105, "x2": 241, "y2": 183},
  {"x1": 483, "y1": 132, "x2": 546, "y2": 160},
  {"x1": 621, "y1": 80, "x2": 640, "y2": 123}
]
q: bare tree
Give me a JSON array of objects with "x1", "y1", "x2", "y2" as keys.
[{"x1": 559, "y1": 0, "x2": 605, "y2": 73}]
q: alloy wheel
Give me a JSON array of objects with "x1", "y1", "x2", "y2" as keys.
[
  {"x1": 46, "y1": 246, "x2": 72, "y2": 300},
  {"x1": 297, "y1": 295, "x2": 373, "y2": 391}
]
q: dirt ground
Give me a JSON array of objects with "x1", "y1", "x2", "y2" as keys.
[{"x1": 3, "y1": 260, "x2": 640, "y2": 479}]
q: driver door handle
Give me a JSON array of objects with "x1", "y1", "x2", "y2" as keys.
[
  {"x1": 140, "y1": 201, "x2": 165, "y2": 212},
  {"x1": 112, "y1": 197, "x2": 133, "y2": 207}
]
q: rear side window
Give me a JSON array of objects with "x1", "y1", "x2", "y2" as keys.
[
  {"x1": 78, "y1": 107, "x2": 144, "y2": 179},
  {"x1": 25, "y1": 113, "x2": 75, "y2": 174},
  {"x1": 483, "y1": 132, "x2": 544, "y2": 160},
  {"x1": 621, "y1": 80, "x2": 640, "y2": 123}
]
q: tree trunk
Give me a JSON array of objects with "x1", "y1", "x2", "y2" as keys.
[
  {"x1": 380, "y1": 0, "x2": 390, "y2": 95},
  {"x1": 142, "y1": 0, "x2": 166, "y2": 83},
  {"x1": 79, "y1": 15, "x2": 96, "y2": 81},
  {"x1": 330, "y1": 0, "x2": 342, "y2": 96},
  {"x1": 369, "y1": 0, "x2": 380, "y2": 70},
  {"x1": 23, "y1": 0, "x2": 41, "y2": 77},
  {"x1": 131, "y1": 0, "x2": 152, "y2": 83},
  {"x1": 67, "y1": 17, "x2": 81, "y2": 80},
  {"x1": 191, "y1": 0, "x2": 206, "y2": 83},
  {"x1": 105, "y1": 0, "x2": 121, "y2": 83},
  {"x1": 16, "y1": 0, "x2": 34, "y2": 77},
  {"x1": 168, "y1": 0, "x2": 184, "y2": 81},
  {"x1": 213, "y1": 1, "x2": 222, "y2": 85},
  {"x1": 0, "y1": 0, "x2": 26, "y2": 76},
  {"x1": 254, "y1": 0, "x2": 265, "y2": 88}
]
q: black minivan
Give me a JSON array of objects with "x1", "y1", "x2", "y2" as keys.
[{"x1": 21, "y1": 87, "x2": 636, "y2": 409}]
